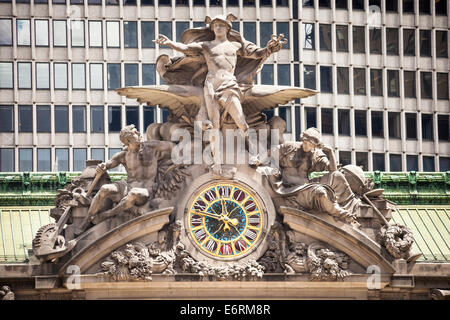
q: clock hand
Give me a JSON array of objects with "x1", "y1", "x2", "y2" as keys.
[
  {"x1": 226, "y1": 205, "x2": 240, "y2": 217},
  {"x1": 194, "y1": 210, "x2": 223, "y2": 221}
]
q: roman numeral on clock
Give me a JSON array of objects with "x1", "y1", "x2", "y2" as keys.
[
  {"x1": 245, "y1": 229, "x2": 257, "y2": 241},
  {"x1": 205, "y1": 239, "x2": 217, "y2": 252},
  {"x1": 244, "y1": 201, "x2": 256, "y2": 211},
  {"x1": 190, "y1": 215, "x2": 203, "y2": 226},
  {"x1": 219, "y1": 186, "x2": 231, "y2": 198},
  {"x1": 194, "y1": 200, "x2": 206, "y2": 211},
  {"x1": 204, "y1": 189, "x2": 216, "y2": 201},
  {"x1": 248, "y1": 216, "x2": 260, "y2": 225},
  {"x1": 194, "y1": 228, "x2": 207, "y2": 242}
]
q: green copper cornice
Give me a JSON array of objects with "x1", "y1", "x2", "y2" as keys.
[{"x1": 0, "y1": 171, "x2": 449, "y2": 206}]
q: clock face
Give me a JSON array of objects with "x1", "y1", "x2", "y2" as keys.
[{"x1": 187, "y1": 182, "x2": 264, "y2": 259}]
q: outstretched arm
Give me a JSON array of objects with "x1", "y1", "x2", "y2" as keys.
[
  {"x1": 97, "y1": 151, "x2": 125, "y2": 173},
  {"x1": 153, "y1": 34, "x2": 202, "y2": 55},
  {"x1": 242, "y1": 34, "x2": 288, "y2": 60}
]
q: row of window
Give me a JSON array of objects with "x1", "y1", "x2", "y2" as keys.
[
  {"x1": 0, "y1": 0, "x2": 446, "y2": 16},
  {"x1": 0, "y1": 147, "x2": 448, "y2": 173},
  {"x1": 0, "y1": 19, "x2": 291, "y2": 49},
  {"x1": 1, "y1": 61, "x2": 448, "y2": 100},
  {"x1": 2, "y1": 18, "x2": 448, "y2": 60},
  {"x1": 0, "y1": 105, "x2": 158, "y2": 133},
  {"x1": 302, "y1": 24, "x2": 448, "y2": 58},
  {"x1": 0, "y1": 147, "x2": 124, "y2": 172}
]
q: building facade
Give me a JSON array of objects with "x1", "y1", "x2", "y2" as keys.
[{"x1": 0, "y1": 0, "x2": 449, "y2": 173}]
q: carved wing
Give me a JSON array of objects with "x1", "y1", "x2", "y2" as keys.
[
  {"x1": 115, "y1": 85, "x2": 203, "y2": 118},
  {"x1": 242, "y1": 85, "x2": 317, "y2": 115}
]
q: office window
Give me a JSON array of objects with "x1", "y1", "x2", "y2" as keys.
[
  {"x1": 373, "y1": 153, "x2": 385, "y2": 171},
  {"x1": 388, "y1": 112, "x2": 401, "y2": 138},
  {"x1": 405, "y1": 113, "x2": 417, "y2": 139},
  {"x1": 91, "y1": 106, "x2": 104, "y2": 133},
  {"x1": 303, "y1": 65, "x2": 315, "y2": 90},
  {"x1": 355, "y1": 110, "x2": 367, "y2": 136},
  {"x1": 0, "y1": 106, "x2": 13, "y2": 132},
  {"x1": 386, "y1": 0, "x2": 398, "y2": 11},
  {"x1": 143, "y1": 106, "x2": 156, "y2": 130},
  {"x1": 53, "y1": 20, "x2": 67, "y2": 47},
  {"x1": 390, "y1": 154, "x2": 402, "y2": 172},
  {"x1": 37, "y1": 148, "x2": 51, "y2": 172},
  {"x1": 17, "y1": 19, "x2": 30, "y2": 46},
  {"x1": 321, "y1": 108, "x2": 333, "y2": 135},
  {"x1": 35, "y1": 20, "x2": 49, "y2": 46},
  {"x1": 338, "y1": 109, "x2": 350, "y2": 136},
  {"x1": 126, "y1": 106, "x2": 139, "y2": 131},
  {"x1": 420, "y1": 30, "x2": 431, "y2": 57},
  {"x1": 55, "y1": 149, "x2": 69, "y2": 171},
  {"x1": 279, "y1": 107, "x2": 292, "y2": 133},
  {"x1": 386, "y1": 28, "x2": 398, "y2": 55},
  {"x1": 73, "y1": 106, "x2": 86, "y2": 133},
  {"x1": 0, "y1": 63, "x2": 13, "y2": 88},
  {"x1": 54, "y1": 63, "x2": 68, "y2": 90},
  {"x1": 91, "y1": 148, "x2": 105, "y2": 162},
  {"x1": 440, "y1": 157, "x2": 450, "y2": 171},
  {"x1": 419, "y1": 0, "x2": 431, "y2": 13},
  {"x1": 108, "y1": 148, "x2": 123, "y2": 172},
  {"x1": 141, "y1": 0, "x2": 154, "y2": 5},
  {"x1": 437, "y1": 73, "x2": 449, "y2": 100},
  {"x1": 305, "y1": 107, "x2": 316, "y2": 128},
  {"x1": 72, "y1": 63, "x2": 86, "y2": 90},
  {"x1": 107, "y1": 21, "x2": 120, "y2": 47},
  {"x1": 260, "y1": 22, "x2": 272, "y2": 47},
  {"x1": 276, "y1": 22, "x2": 289, "y2": 49},
  {"x1": 109, "y1": 106, "x2": 122, "y2": 132},
  {"x1": 176, "y1": 22, "x2": 189, "y2": 42},
  {"x1": 354, "y1": 68, "x2": 366, "y2": 95},
  {"x1": 403, "y1": 29, "x2": 415, "y2": 56},
  {"x1": 19, "y1": 149, "x2": 33, "y2": 172},
  {"x1": 387, "y1": 70, "x2": 399, "y2": 97},
  {"x1": 353, "y1": 26, "x2": 365, "y2": 53},
  {"x1": 18, "y1": 62, "x2": 32, "y2": 89},
  {"x1": 90, "y1": 63, "x2": 103, "y2": 90},
  {"x1": 369, "y1": 28, "x2": 381, "y2": 54},
  {"x1": 371, "y1": 111, "x2": 383, "y2": 137},
  {"x1": 303, "y1": 23, "x2": 315, "y2": 50},
  {"x1": 339, "y1": 151, "x2": 351, "y2": 166},
  {"x1": 337, "y1": 67, "x2": 349, "y2": 94},
  {"x1": 356, "y1": 152, "x2": 368, "y2": 171},
  {"x1": 243, "y1": 22, "x2": 256, "y2": 44},
  {"x1": 142, "y1": 64, "x2": 156, "y2": 85},
  {"x1": 319, "y1": 24, "x2": 331, "y2": 51},
  {"x1": 404, "y1": 71, "x2": 416, "y2": 98},
  {"x1": 294, "y1": 106, "x2": 301, "y2": 141},
  {"x1": 436, "y1": 31, "x2": 448, "y2": 58},
  {"x1": 141, "y1": 22, "x2": 155, "y2": 48},
  {"x1": 352, "y1": 0, "x2": 364, "y2": 9},
  {"x1": 335, "y1": 0, "x2": 347, "y2": 8},
  {"x1": 421, "y1": 113, "x2": 433, "y2": 140},
  {"x1": 407, "y1": 155, "x2": 418, "y2": 171},
  {"x1": 73, "y1": 149, "x2": 87, "y2": 171},
  {"x1": 55, "y1": 105, "x2": 69, "y2": 133},
  {"x1": 159, "y1": 21, "x2": 172, "y2": 41},
  {"x1": 319, "y1": 0, "x2": 330, "y2": 6},
  {"x1": 89, "y1": 21, "x2": 102, "y2": 47},
  {"x1": 124, "y1": 21, "x2": 137, "y2": 48},
  {"x1": 370, "y1": 69, "x2": 383, "y2": 96},
  {"x1": 261, "y1": 65, "x2": 274, "y2": 85},
  {"x1": 320, "y1": 66, "x2": 332, "y2": 93},
  {"x1": 436, "y1": 0, "x2": 447, "y2": 15},
  {"x1": 278, "y1": 65, "x2": 290, "y2": 86},
  {"x1": 336, "y1": 25, "x2": 348, "y2": 52},
  {"x1": 107, "y1": 63, "x2": 121, "y2": 90},
  {"x1": 423, "y1": 156, "x2": 435, "y2": 172},
  {"x1": 37, "y1": 106, "x2": 51, "y2": 133},
  {"x1": 0, "y1": 149, "x2": 14, "y2": 172},
  {"x1": 36, "y1": 63, "x2": 50, "y2": 89},
  {"x1": 19, "y1": 105, "x2": 32, "y2": 132},
  {"x1": 303, "y1": 0, "x2": 314, "y2": 7},
  {"x1": 420, "y1": 72, "x2": 432, "y2": 99},
  {"x1": 403, "y1": 0, "x2": 414, "y2": 13},
  {"x1": 438, "y1": 115, "x2": 449, "y2": 141},
  {"x1": 71, "y1": 20, "x2": 85, "y2": 47},
  {"x1": 125, "y1": 64, "x2": 139, "y2": 87}
]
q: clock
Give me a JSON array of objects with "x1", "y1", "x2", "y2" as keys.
[
  {"x1": 187, "y1": 182, "x2": 264, "y2": 258},
  {"x1": 178, "y1": 171, "x2": 275, "y2": 264}
]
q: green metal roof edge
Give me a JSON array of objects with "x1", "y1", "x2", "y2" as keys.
[{"x1": 0, "y1": 171, "x2": 449, "y2": 206}]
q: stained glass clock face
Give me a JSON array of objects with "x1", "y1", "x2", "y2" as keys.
[{"x1": 187, "y1": 182, "x2": 264, "y2": 259}]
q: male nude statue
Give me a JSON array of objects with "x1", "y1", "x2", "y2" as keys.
[
  {"x1": 154, "y1": 14, "x2": 286, "y2": 174},
  {"x1": 77, "y1": 124, "x2": 174, "y2": 233}
]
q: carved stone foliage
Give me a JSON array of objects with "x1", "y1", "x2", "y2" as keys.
[
  {"x1": 376, "y1": 224, "x2": 415, "y2": 260},
  {"x1": 257, "y1": 223, "x2": 351, "y2": 281},
  {"x1": 0, "y1": 285, "x2": 15, "y2": 300}
]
